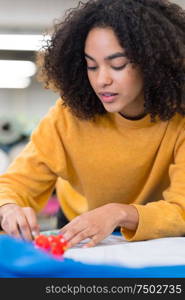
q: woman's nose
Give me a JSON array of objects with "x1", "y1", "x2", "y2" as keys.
[{"x1": 97, "y1": 68, "x2": 113, "y2": 86}]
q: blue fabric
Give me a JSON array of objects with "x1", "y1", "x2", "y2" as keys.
[{"x1": 0, "y1": 235, "x2": 185, "y2": 278}]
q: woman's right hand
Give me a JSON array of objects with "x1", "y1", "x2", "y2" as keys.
[{"x1": 0, "y1": 203, "x2": 40, "y2": 240}]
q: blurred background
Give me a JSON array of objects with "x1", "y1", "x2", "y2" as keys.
[
  {"x1": 0, "y1": 0, "x2": 82, "y2": 230},
  {"x1": 0, "y1": 0, "x2": 184, "y2": 230},
  {"x1": 0, "y1": 0, "x2": 81, "y2": 159}
]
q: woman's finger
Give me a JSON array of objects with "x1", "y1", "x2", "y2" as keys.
[
  {"x1": 23, "y1": 207, "x2": 40, "y2": 238},
  {"x1": 66, "y1": 228, "x2": 93, "y2": 248},
  {"x1": 60, "y1": 217, "x2": 87, "y2": 241},
  {"x1": 16, "y1": 213, "x2": 33, "y2": 240},
  {"x1": 1, "y1": 217, "x2": 22, "y2": 239},
  {"x1": 83, "y1": 234, "x2": 102, "y2": 248}
]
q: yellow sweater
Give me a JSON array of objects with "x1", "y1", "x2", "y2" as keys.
[{"x1": 0, "y1": 98, "x2": 185, "y2": 241}]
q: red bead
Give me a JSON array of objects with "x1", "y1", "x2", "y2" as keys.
[
  {"x1": 34, "y1": 234, "x2": 67, "y2": 256},
  {"x1": 51, "y1": 244, "x2": 65, "y2": 256},
  {"x1": 48, "y1": 235, "x2": 57, "y2": 243},
  {"x1": 34, "y1": 235, "x2": 50, "y2": 250},
  {"x1": 57, "y1": 234, "x2": 68, "y2": 247}
]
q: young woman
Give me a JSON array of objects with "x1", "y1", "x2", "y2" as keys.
[{"x1": 0, "y1": 0, "x2": 185, "y2": 248}]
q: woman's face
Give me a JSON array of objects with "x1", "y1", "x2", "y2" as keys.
[{"x1": 84, "y1": 27, "x2": 145, "y2": 117}]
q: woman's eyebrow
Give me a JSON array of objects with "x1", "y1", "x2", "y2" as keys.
[{"x1": 84, "y1": 52, "x2": 126, "y2": 61}]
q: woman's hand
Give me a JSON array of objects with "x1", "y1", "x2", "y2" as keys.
[
  {"x1": 60, "y1": 203, "x2": 139, "y2": 248},
  {"x1": 0, "y1": 203, "x2": 40, "y2": 240}
]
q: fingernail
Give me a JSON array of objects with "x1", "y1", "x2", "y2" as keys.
[
  {"x1": 31, "y1": 231, "x2": 37, "y2": 238},
  {"x1": 66, "y1": 242, "x2": 72, "y2": 248}
]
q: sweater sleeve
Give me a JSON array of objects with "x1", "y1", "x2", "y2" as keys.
[
  {"x1": 122, "y1": 125, "x2": 185, "y2": 241},
  {"x1": 0, "y1": 100, "x2": 68, "y2": 212}
]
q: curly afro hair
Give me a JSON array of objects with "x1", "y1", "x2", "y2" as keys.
[{"x1": 39, "y1": 0, "x2": 185, "y2": 121}]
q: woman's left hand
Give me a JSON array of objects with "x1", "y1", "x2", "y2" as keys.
[{"x1": 59, "y1": 203, "x2": 138, "y2": 248}]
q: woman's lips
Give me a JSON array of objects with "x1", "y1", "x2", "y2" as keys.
[{"x1": 99, "y1": 93, "x2": 118, "y2": 103}]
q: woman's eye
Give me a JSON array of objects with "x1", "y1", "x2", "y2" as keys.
[
  {"x1": 87, "y1": 66, "x2": 97, "y2": 70},
  {"x1": 87, "y1": 63, "x2": 128, "y2": 71},
  {"x1": 112, "y1": 64, "x2": 127, "y2": 70}
]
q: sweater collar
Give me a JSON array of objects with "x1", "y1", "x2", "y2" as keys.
[{"x1": 109, "y1": 112, "x2": 157, "y2": 128}]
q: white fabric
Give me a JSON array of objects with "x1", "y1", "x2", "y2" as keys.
[
  {"x1": 64, "y1": 234, "x2": 185, "y2": 268},
  {"x1": 0, "y1": 149, "x2": 10, "y2": 174}
]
